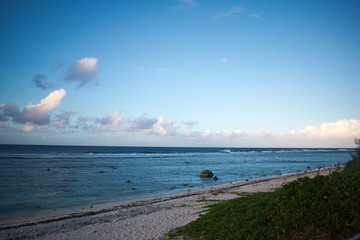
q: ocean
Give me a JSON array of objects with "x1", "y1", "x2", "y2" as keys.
[{"x1": 0, "y1": 145, "x2": 354, "y2": 219}]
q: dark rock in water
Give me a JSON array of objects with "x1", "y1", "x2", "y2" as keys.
[
  {"x1": 97, "y1": 171, "x2": 104, "y2": 173},
  {"x1": 131, "y1": 188, "x2": 136, "y2": 190},
  {"x1": 47, "y1": 168, "x2": 50, "y2": 171},
  {"x1": 183, "y1": 184, "x2": 188, "y2": 186},
  {"x1": 184, "y1": 162, "x2": 190, "y2": 164},
  {"x1": 200, "y1": 169, "x2": 214, "y2": 178},
  {"x1": 245, "y1": 179, "x2": 249, "y2": 181},
  {"x1": 213, "y1": 176, "x2": 218, "y2": 181},
  {"x1": 126, "y1": 180, "x2": 132, "y2": 183}
]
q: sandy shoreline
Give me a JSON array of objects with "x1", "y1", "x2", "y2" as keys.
[{"x1": 0, "y1": 167, "x2": 341, "y2": 240}]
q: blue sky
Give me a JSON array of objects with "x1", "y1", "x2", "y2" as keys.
[{"x1": 0, "y1": 0, "x2": 359, "y2": 147}]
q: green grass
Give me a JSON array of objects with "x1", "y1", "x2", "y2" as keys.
[{"x1": 167, "y1": 142, "x2": 360, "y2": 240}]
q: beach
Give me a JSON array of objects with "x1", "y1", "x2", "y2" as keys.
[{"x1": 0, "y1": 167, "x2": 340, "y2": 240}]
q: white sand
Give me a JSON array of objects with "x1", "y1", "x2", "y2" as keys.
[{"x1": 0, "y1": 167, "x2": 340, "y2": 240}]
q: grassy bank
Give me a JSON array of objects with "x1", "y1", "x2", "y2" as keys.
[{"x1": 167, "y1": 142, "x2": 360, "y2": 239}]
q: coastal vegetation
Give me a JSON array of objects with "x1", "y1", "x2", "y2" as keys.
[{"x1": 167, "y1": 139, "x2": 360, "y2": 240}]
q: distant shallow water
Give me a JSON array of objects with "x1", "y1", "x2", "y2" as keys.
[{"x1": 0, "y1": 145, "x2": 354, "y2": 218}]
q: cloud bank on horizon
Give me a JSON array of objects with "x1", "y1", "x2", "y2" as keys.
[
  {"x1": 0, "y1": 89, "x2": 359, "y2": 147},
  {"x1": 0, "y1": 1, "x2": 359, "y2": 147}
]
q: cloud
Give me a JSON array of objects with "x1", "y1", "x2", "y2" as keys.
[
  {"x1": 64, "y1": 57, "x2": 98, "y2": 87},
  {"x1": 17, "y1": 89, "x2": 66, "y2": 125},
  {"x1": 75, "y1": 116, "x2": 95, "y2": 131},
  {"x1": 78, "y1": 116, "x2": 94, "y2": 125},
  {"x1": 249, "y1": 13, "x2": 261, "y2": 19},
  {"x1": 154, "y1": 67, "x2": 174, "y2": 72},
  {"x1": 75, "y1": 112, "x2": 175, "y2": 136},
  {"x1": 129, "y1": 117, "x2": 176, "y2": 136},
  {"x1": 32, "y1": 74, "x2": 54, "y2": 90},
  {"x1": 182, "y1": 120, "x2": 199, "y2": 129},
  {"x1": 220, "y1": 58, "x2": 228, "y2": 63},
  {"x1": 23, "y1": 123, "x2": 35, "y2": 132},
  {"x1": 0, "y1": 89, "x2": 66, "y2": 131},
  {"x1": 96, "y1": 110, "x2": 129, "y2": 131},
  {"x1": 2, "y1": 94, "x2": 357, "y2": 147},
  {"x1": 74, "y1": 110, "x2": 129, "y2": 132},
  {"x1": 0, "y1": 103, "x2": 18, "y2": 122},
  {"x1": 180, "y1": 119, "x2": 360, "y2": 147},
  {"x1": 172, "y1": 0, "x2": 199, "y2": 9},
  {"x1": 53, "y1": 109, "x2": 76, "y2": 129},
  {"x1": 215, "y1": 6, "x2": 246, "y2": 18},
  {"x1": 215, "y1": 7, "x2": 261, "y2": 19},
  {"x1": 131, "y1": 117, "x2": 158, "y2": 130},
  {"x1": 290, "y1": 119, "x2": 360, "y2": 139}
]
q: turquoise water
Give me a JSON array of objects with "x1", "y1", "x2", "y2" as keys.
[{"x1": 0, "y1": 145, "x2": 354, "y2": 217}]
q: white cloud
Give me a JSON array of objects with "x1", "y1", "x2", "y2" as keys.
[
  {"x1": 152, "y1": 117, "x2": 177, "y2": 136},
  {"x1": 53, "y1": 109, "x2": 76, "y2": 129},
  {"x1": 291, "y1": 119, "x2": 360, "y2": 139},
  {"x1": 69, "y1": 115, "x2": 360, "y2": 146},
  {"x1": 249, "y1": 13, "x2": 261, "y2": 19},
  {"x1": 0, "y1": 89, "x2": 66, "y2": 132},
  {"x1": 181, "y1": 119, "x2": 360, "y2": 147},
  {"x1": 129, "y1": 117, "x2": 176, "y2": 136},
  {"x1": 215, "y1": 6, "x2": 246, "y2": 18},
  {"x1": 97, "y1": 110, "x2": 129, "y2": 132},
  {"x1": 64, "y1": 57, "x2": 98, "y2": 87},
  {"x1": 172, "y1": 0, "x2": 199, "y2": 9},
  {"x1": 17, "y1": 89, "x2": 66, "y2": 126},
  {"x1": 24, "y1": 89, "x2": 66, "y2": 118},
  {"x1": 131, "y1": 117, "x2": 158, "y2": 130},
  {"x1": 74, "y1": 110, "x2": 129, "y2": 133},
  {"x1": 76, "y1": 116, "x2": 96, "y2": 132},
  {"x1": 77, "y1": 113, "x2": 176, "y2": 136},
  {"x1": 2, "y1": 94, "x2": 358, "y2": 148}
]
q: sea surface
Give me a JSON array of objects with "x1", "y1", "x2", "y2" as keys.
[{"x1": 0, "y1": 145, "x2": 354, "y2": 219}]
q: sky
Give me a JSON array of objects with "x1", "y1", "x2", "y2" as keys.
[{"x1": 0, "y1": 0, "x2": 360, "y2": 148}]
